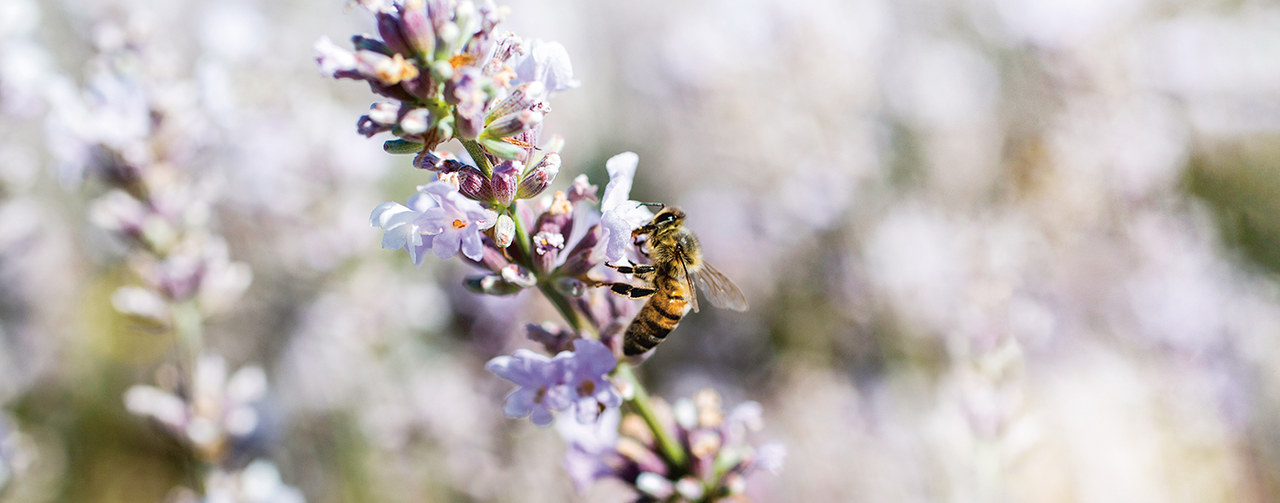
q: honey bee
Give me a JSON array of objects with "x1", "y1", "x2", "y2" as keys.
[{"x1": 603, "y1": 205, "x2": 748, "y2": 356}]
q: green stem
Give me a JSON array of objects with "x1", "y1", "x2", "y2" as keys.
[
  {"x1": 172, "y1": 300, "x2": 205, "y2": 386},
  {"x1": 615, "y1": 363, "x2": 688, "y2": 469},
  {"x1": 171, "y1": 299, "x2": 208, "y2": 491}
]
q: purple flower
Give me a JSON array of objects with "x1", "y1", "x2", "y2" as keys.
[
  {"x1": 485, "y1": 349, "x2": 572, "y2": 426},
  {"x1": 563, "y1": 339, "x2": 622, "y2": 423},
  {"x1": 598, "y1": 152, "x2": 654, "y2": 264},
  {"x1": 370, "y1": 182, "x2": 497, "y2": 263},
  {"x1": 510, "y1": 39, "x2": 580, "y2": 95},
  {"x1": 486, "y1": 339, "x2": 620, "y2": 426}
]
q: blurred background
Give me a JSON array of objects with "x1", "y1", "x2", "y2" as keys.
[{"x1": 3, "y1": 0, "x2": 1280, "y2": 501}]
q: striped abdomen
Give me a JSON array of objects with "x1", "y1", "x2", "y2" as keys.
[{"x1": 623, "y1": 273, "x2": 692, "y2": 356}]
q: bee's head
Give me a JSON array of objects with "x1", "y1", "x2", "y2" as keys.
[
  {"x1": 650, "y1": 206, "x2": 685, "y2": 228},
  {"x1": 631, "y1": 204, "x2": 685, "y2": 237}
]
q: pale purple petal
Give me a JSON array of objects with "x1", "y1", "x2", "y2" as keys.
[
  {"x1": 379, "y1": 221, "x2": 416, "y2": 251},
  {"x1": 418, "y1": 206, "x2": 449, "y2": 234},
  {"x1": 461, "y1": 227, "x2": 484, "y2": 261},
  {"x1": 406, "y1": 191, "x2": 437, "y2": 212},
  {"x1": 314, "y1": 37, "x2": 356, "y2": 76},
  {"x1": 529, "y1": 405, "x2": 555, "y2": 426},
  {"x1": 600, "y1": 211, "x2": 635, "y2": 264},
  {"x1": 600, "y1": 152, "x2": 639, "y2": 212},
  {"x1": 571, "y1": 339, "x2": 617, "y2": 375},
  {"x1": 595, "y1": 386, "x2": 622, "y2": 409},
  {"x1": 370, "y1": 201, "x2": 410, "y2": 227},
  {"x1": 485, "y1": 354, "x2": 523, "y2": 382},
  {"x1": 574, "y1": 397, "x2": 599, "y2": 424},
  {"x1": 422, "y1": 180, "x2": 458, "y2": 200},
  {"x1": 754, "y1": 443, "x2": 786, "y2": 475},
  {"x1": 503, "y1": 388, "x2": 536, "y2": 418},
  {"x1": 432, "y1": 228, "x2": 462, "y2": 259},
  {"x1": 513, "y1": 39, "x2": 580, "y2": 94}
]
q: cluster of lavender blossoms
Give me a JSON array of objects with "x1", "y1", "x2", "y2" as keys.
[
  {"x1": 49, "y1": 25, "x2": 303, "y2": 502},
  {"x1": 320, "y1": 0, "x2": 782, "y2": 499}
]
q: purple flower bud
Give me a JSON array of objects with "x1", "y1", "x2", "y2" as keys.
[
  {"x1": 457, "y1": 166, "x2": 493, "y2": 201},
  {"x1": 557, "y1": 224, "x2": 600, "y2": 279},
  {"x1": 464, "y1": 274, "x2": 526, "y2": 296},
  {"x1": 315, "y1": 37, "x2": 357, "y2": 77},
  {"x1": 399, "y1": 108, "x2": 431, "y2": 135},
  {"x1": 566, "y1": 173, "x2": 598, "y2": 203},
  {"x1": 400, "y1": 1, "x2": 435, "y2": 56},
  {"x1": 376, "y1": 12, "x2": 412, "y2": 56},
  {"x1": 90, "y1": 190, "x2": 149, "y2": 239},
  {"x1": 490, "y1": 160, "x2": 521, "y2": 205},
  {"x1": 368, "y1": 102, "x2": 400, "y2": 125},
  {"x1": 527, "y1": 322, "x2": 577, "y2": 354},
  {"x1": 112, "y1": 286, "x2": 170, "y2": 324},
  {"x1": 439, "y1": 158, "x2": 468, "y2": 173},
  {"x1": 494, "y1": 214, "x2": 515, "y2": 248},
  {"x1": 429, "y1": 60, "x2": 454, "y2": 82},
  {"x1": 414, "y1": 150, "x2": 446, "y2": 171},
  {"x1": 482, "y1": 109, "x2": 543, "y2": 140},
  {"x1": 488, "y1": 81, "x2": 547, "y2": 120},
  {"x1": 675, "y1": 478, "x2": 704, "y2": 501},
  {"x1": 356, "y1": 115, "x2": 392, "y2": 137},
  {"x1": 499, "y1": 264, "x2": 537, "y2": 288},
  {"x1": 356, "y1": 50, "x2": 419, "y2": 85},
  {"x1": 351, "y1": 35, "x2": 393, "y2": 56},
  {"x1": 517, "y1": 152, "x2": 559, "y2": 199}
]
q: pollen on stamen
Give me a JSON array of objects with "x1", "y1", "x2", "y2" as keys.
[
  {"x1": 449, "y1": 53, "x2": 477, "y2": 69},
  {"x1": 503, "y1": 137, "x2": 536, "y2": 149},
  {"x1": 549, "y1": 190, "x2": 572, "y2": 215},
  {"x1": 452, "y1": 219, "x2": 468, "y2": 229}
]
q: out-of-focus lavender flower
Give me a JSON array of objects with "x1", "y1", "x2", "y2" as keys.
[
  {"x1": 0, "y1": 413, "x2": 32, "y2": 493},
  {"x1": 486, "y1": 339, "x2": 620, "y2": 426},
  {"x1": 169, "y1": 459, "x2": 306, "y2": 503},
  {"x1": 598, "y1": 152, "x2": 653, "y2": 264},
  {"x1": 563, "y1": 339, "x2": 622, "y2": 423},
  {"x1": 485, "y1": 349, "x2": 572, "y2": 426},
  {"x1": 568, "y1": 388, "x2": 783, "y2": 498},
  {"x1": 371, "y1": 182, "x2": 498, "y2": 262},
  {"x1": 557, "y1": 407, "x2": 622, "y2": 493},
  {"x1": 124, "y1": 355, "x2": 268, "y2": 461}
]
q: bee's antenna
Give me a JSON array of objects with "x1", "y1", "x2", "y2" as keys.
[{"x1": 636, "y1": 202, "x2": 665, "y2": 209}]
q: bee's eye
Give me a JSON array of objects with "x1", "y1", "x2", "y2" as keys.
[{"x1": 655, "y1": 213, "x2": 674, "y2": 225}]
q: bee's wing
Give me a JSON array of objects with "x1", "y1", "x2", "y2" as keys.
[
  {"x1": 677, "y1": 249, "x2": 701, "y2": 313},
  {"x1": 690, "y1": 261, "x2": 749, "y2": 312}
]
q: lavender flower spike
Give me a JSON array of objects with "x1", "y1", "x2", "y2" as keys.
[{"x1": 598, "y1": 152, "x2": 654, "y2": 264}]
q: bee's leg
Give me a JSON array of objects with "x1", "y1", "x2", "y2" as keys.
[
  {"x1": 604, "y1": 282, "x2": 657, "y2": 299},
  {"x1": 606, "y1": 263, "x2": 656, "y2": 278}
]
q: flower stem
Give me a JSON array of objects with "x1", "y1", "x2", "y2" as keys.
[
  {"x1": 614, "y1": 362, "x2": 688, "y2": 470},
  {"x1": 172, "y1": 300, "x2": 205, "y2": 386}
]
